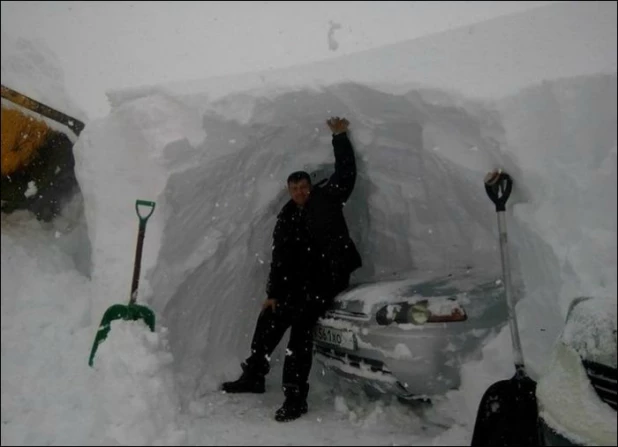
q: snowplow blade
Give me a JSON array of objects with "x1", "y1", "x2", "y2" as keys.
[
  {"x1": 88, "y1": 303, "x2": 155, "y2": 367},
  {"x1": 1, "y1": 84, "x2": 85, "y2": 136},
  {"x1": 1, "y1": 84, "x2": 86, "y2": 221}
]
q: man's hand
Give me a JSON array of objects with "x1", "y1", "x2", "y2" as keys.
[
  {"x1": 327, "y1": 117, "x2": 349, "y2": 135},
  {"x1": 262, "y1": 298, "x2": 277, "y2": 313}
]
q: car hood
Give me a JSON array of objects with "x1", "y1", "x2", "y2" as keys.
[
  {"x1": 333, "y1": 270, "x2": 505, "y2": 317},
  {"x1": 537, "y1": 297, "x2": 617, "y2": 445},
  {"x1": 562, "y1": 296, "x2": 617, "y2": 369}
]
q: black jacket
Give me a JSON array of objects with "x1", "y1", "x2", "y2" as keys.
[{"x1": 266, "y1": 132, "x2": 362, "y2": 303}]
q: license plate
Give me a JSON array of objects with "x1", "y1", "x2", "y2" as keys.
[{"x1": 313, "y1": 325, "x2": 356, "y2": 350}]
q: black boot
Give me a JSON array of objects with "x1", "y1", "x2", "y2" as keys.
[
  {"x1": 275, "y1": 384, "x2": 309, "y2": 422},
  {"x1": 274, "y1": 397, "x2": 308, "y2": 422},
  {"x1": 221, "y1": 369, "x2": 265, "y2": 394}
]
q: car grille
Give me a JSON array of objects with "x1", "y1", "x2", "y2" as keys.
[
  {"x1": 582, "y1": 360, "x2": 617, "y2": 411},
  {"x1": 314, "y1": 344, "x2": 392, "y2": 375}
]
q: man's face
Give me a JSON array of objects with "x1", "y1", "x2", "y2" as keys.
[{"x1": 288, "y1": 179, "x2": 312, "y2": 207}]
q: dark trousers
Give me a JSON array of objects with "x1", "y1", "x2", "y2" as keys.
[
  {"x1": 243, "y1": 278, "x2": 349, "y2": 398},
  {"x1": 243, "y1": 305, "x2": 318, "y2": 398}
]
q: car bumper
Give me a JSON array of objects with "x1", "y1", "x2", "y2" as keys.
[{"x1": 313, "y1": 313, "x2": 470, "y2": 398}]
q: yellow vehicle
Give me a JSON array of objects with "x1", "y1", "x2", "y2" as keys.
[{"x1": 1, "y1": 85, "x2": 85, "y2": 221}]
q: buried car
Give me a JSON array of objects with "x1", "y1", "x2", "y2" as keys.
[
  {"x1": 537, "y1": 296, "x2": 617, "y2": 446},
  {"x1": 313, "y1": 270, "x2": 508, "y2": 400}
]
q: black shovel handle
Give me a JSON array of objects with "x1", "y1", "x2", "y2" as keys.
[
  {"x1": 130, "y1": 200, "x2": 156, "y2": 304},
  {"x1": 484, "y1": 170, "x2": 513, "y2": 212}
]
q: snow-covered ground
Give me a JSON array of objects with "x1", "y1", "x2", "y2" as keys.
[{"x1": 1, "y1": 2, "x2": 616, "y2": 445}]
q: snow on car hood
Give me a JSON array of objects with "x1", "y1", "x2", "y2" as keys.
[
  {"x1": 562, "y1": 297, "x2": 617, "y2": 369},
  {"x1": 536, "y1": 296, "x2": 617, "y2": 445},
  {"x1": 537, "y1": 342, "x2": 617, "y2": 446},
  {"x1": 334, "y1": 270, "x2": 503, "y2": 316}
]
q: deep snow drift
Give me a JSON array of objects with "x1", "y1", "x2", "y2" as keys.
[
  {"x1": 2, "y1": 2, "x2": 616, "y2": 445},
  {"x1": 71, "y1": 73, "x2": 616, "y2": 443}
]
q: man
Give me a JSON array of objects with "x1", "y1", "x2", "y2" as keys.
[{"x1": 221, "y1": 116, "x2": 362, "y2": 422}]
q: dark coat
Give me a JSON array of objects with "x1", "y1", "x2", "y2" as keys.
[{"x1": 266, "y1": 132, "x2": 362, "y2": 307}]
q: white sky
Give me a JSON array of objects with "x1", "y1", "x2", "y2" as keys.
[{"x1": 0, "y1": 1, "x2": 557, "y2": 118}]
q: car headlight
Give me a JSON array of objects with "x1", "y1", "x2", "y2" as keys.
[{"x1": 376, "y1": 299, "x2": 467, "y2": 325}]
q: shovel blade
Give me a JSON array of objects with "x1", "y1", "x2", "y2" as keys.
[
  {"x1": 88, "y1": 304, "x2": 155, "y2": 366},
  {"x1": 471, "y1": 375, "x2": 540, "y2": 446}
]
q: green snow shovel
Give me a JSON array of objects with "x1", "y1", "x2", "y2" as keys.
[
  {"x1": 88, "y1": 200, "x2": 156, "y2": 367},
  {"x1": 470, "y1": 170, "x2": 540, "y2": 446}
]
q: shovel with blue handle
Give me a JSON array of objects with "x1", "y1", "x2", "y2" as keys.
[{"x1": 88, "y1": 200, "x2": 156, "y2": 367}]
